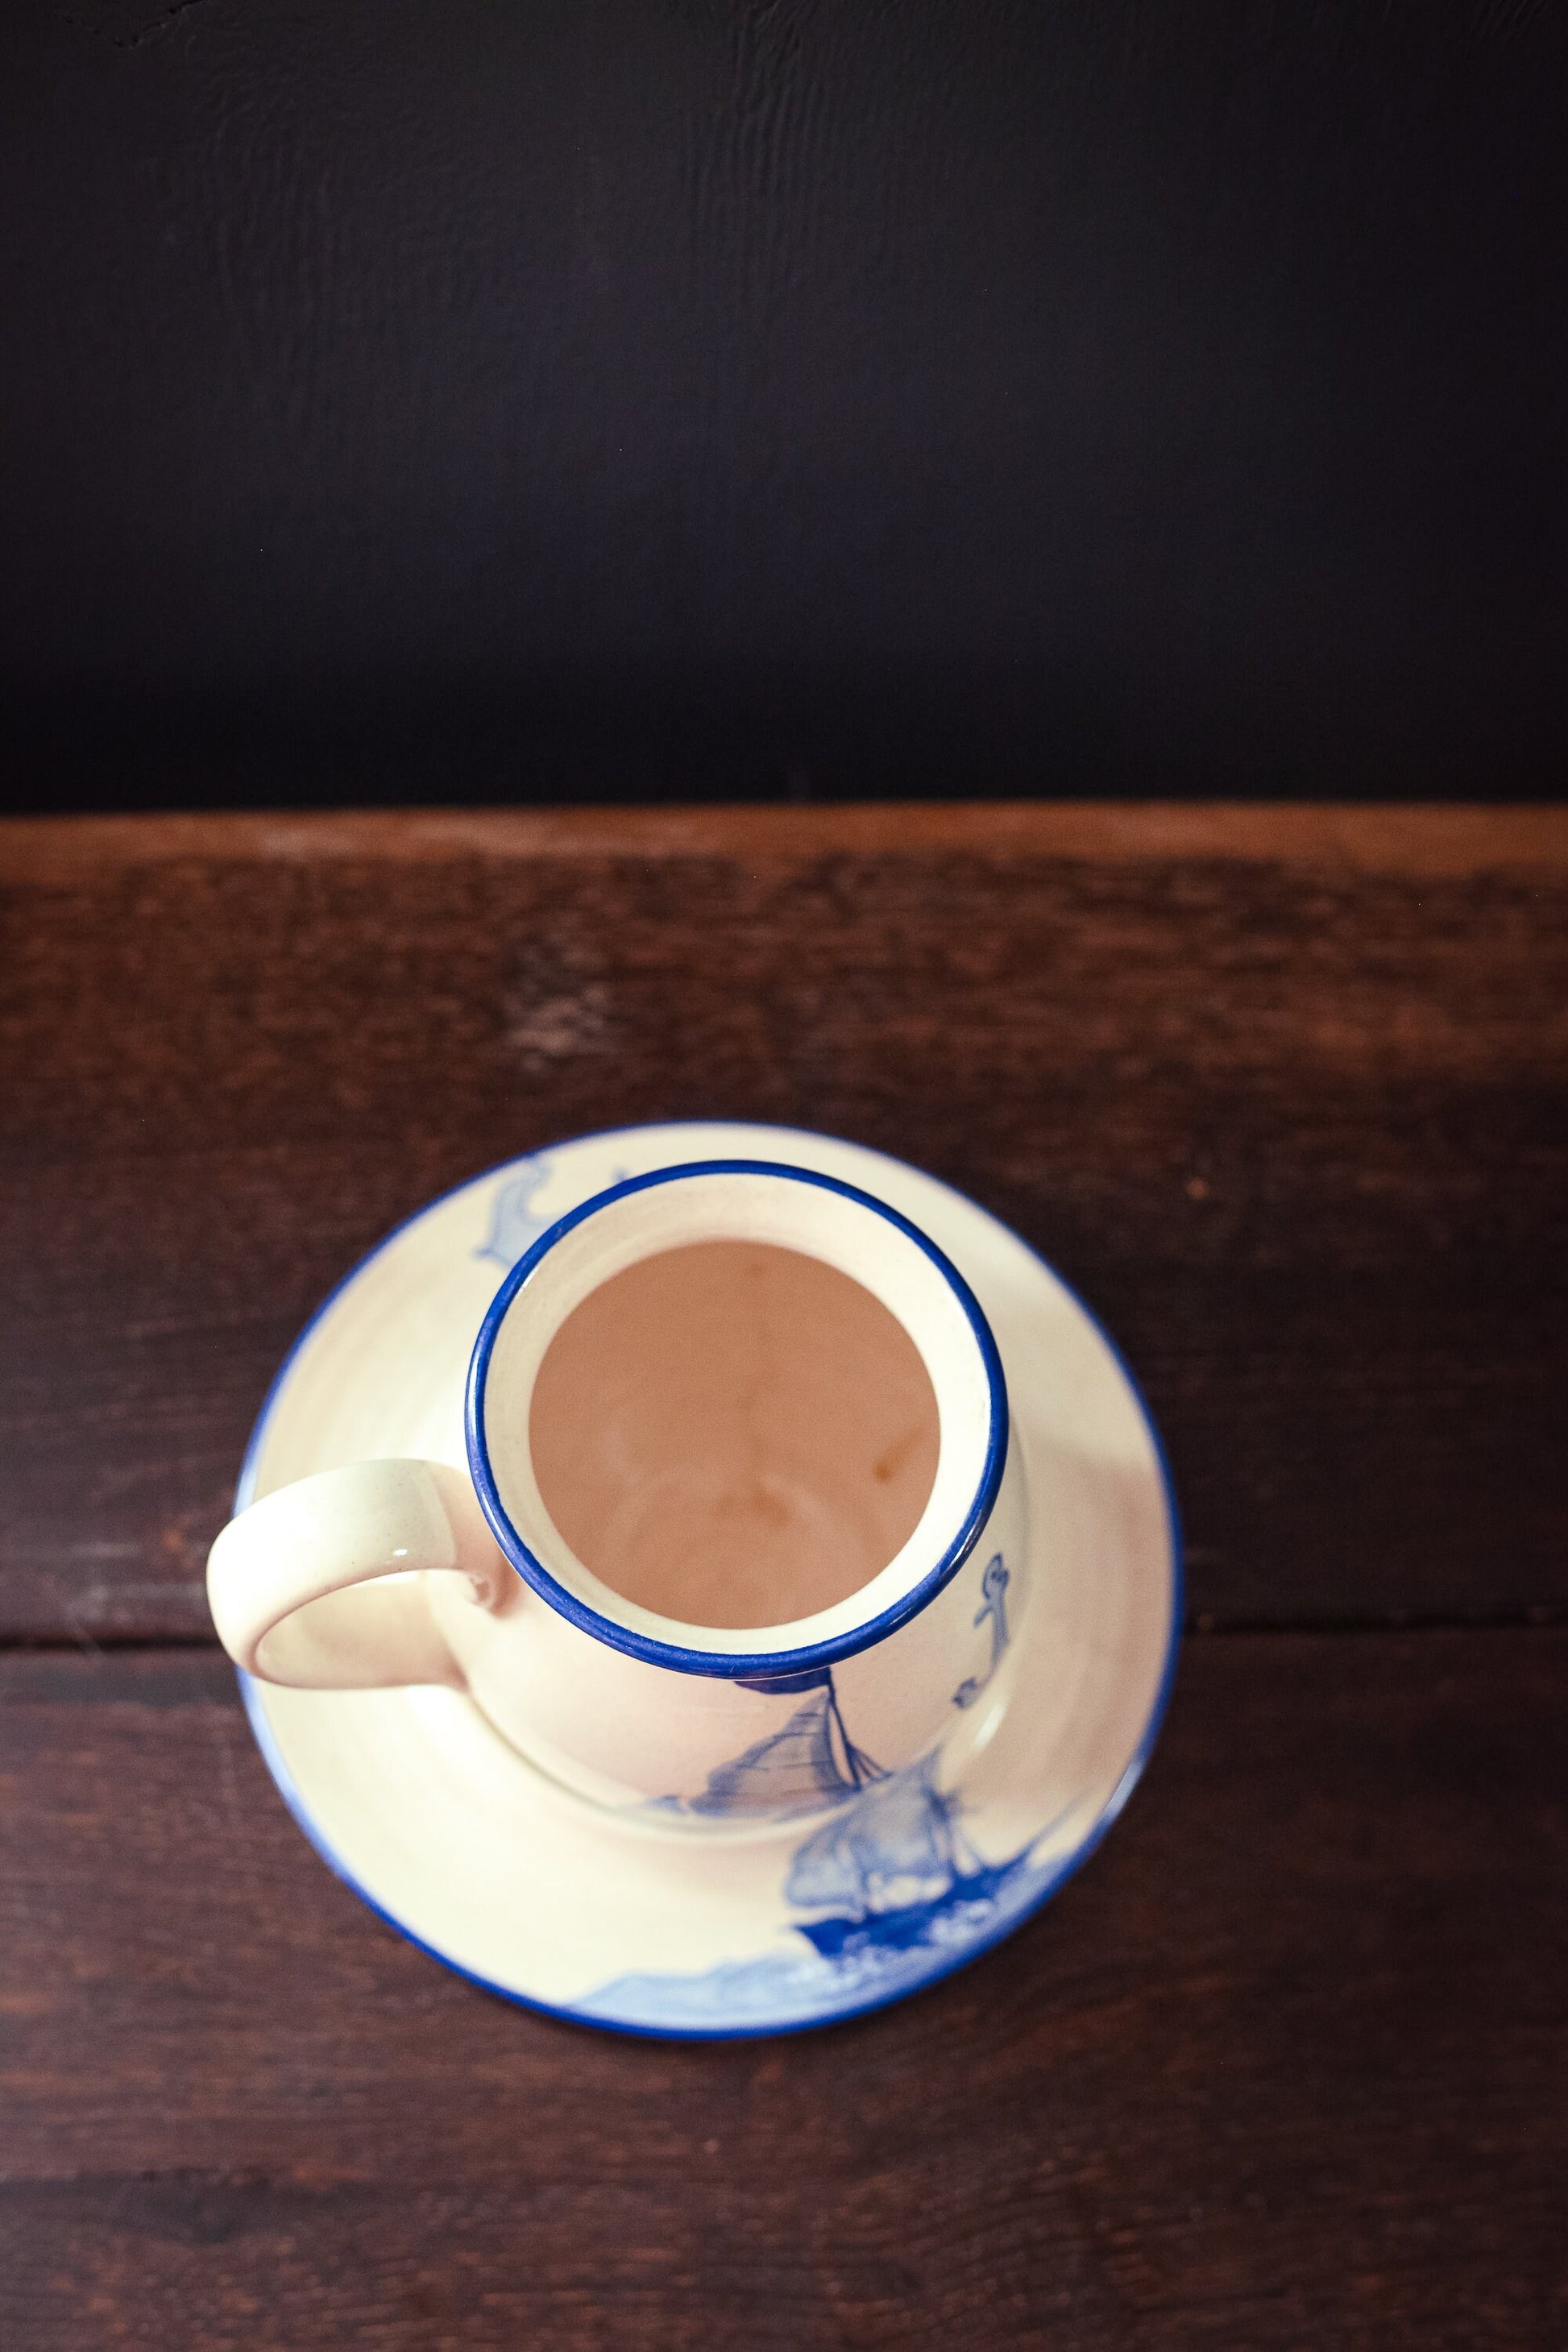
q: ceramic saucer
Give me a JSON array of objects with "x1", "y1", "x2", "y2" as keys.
[{"x1": 238, "y1": 1122, "x2": 1180, "y2": 2038}]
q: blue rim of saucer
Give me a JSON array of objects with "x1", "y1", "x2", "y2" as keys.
[
  {"x1": 464, "y1": 1159, "x2": 1009, "y2": 1681},
  {"x1": 233, "y1": 1121, "x2": 1184, "y2": 2041}
]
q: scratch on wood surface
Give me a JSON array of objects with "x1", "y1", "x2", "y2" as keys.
[{"x1": 56, "y1": 0, "x2": 214, "y2": 52}]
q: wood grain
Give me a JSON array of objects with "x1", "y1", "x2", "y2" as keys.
[
  {"x1": 2, "y1": 1631, "x2": 1563, "y2": 2350},
  {"x1": 5, "y1": 803, "x2": 1568, "y2": 876},
  {"x1": 2, "y1": 806, "x2": 1564, "y2": 1639}
]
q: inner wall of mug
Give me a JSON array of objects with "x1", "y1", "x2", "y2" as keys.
[
  {"x1": 475, "y1": 1168, "x2": 998, "y2": 1658},
  {"x1": 529, "y1": 1240, "x2": 940, "y2": 1628}
]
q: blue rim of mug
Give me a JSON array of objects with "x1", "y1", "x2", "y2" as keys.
[{"x1": 463, "y1": 1159, "x2": 1010, "y2": 1681}]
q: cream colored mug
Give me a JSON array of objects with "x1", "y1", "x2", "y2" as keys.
[{"x1": 207, "y1": 1161, "x2": 1029, "y2": 1823}]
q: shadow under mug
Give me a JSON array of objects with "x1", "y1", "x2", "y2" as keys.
[{"x1": 206, "y1": 1161, "x2": 1031, "y2": 1825}]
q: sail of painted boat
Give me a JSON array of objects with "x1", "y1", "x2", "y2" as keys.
[
  {"x1": 684, "y1": 1683, "x2": 885, "y2": 1817},
  {"x1": 785, "y1": 1754, "x2": 978, "y2": 1920}
]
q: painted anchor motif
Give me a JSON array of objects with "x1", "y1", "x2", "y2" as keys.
[{"x1": 952, "y1": 1552, "x2": 1010, "y2": 1709}]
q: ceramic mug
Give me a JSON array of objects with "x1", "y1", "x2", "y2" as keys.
[{"x1": 206, "y1": 1161, "x2": 1031, "y2": 1824}]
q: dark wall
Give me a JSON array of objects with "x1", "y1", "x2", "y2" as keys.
[{"x1": 3, "y1": 0, "x2": 1565, "y2": 809}]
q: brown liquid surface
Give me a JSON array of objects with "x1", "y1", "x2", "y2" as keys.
[{"x1": 529, "y1": 1240, "x2": 940, "y2": 1628}]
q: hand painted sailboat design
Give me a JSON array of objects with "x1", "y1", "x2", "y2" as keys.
[
  {"x1": 652, "y1": 1549, "x2": 1014, "y2": 1827},
  {"x1": 651, "y1": 1667, "x2": 886, "y2": 1820},
  {"x1": 571, "y1": 1489, "x2": 1052, "y2": 2016},
  {"x1": 588, "y1": 1719, "x2": 1054, "y2": 2027},
  {"x1": 594, "y1": 1644, "x2": 1050, "y2": 2022},
  {"x1": 785, "y1": 1752, "x2": 1037, "y2": 1960}
]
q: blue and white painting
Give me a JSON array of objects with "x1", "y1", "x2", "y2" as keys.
[
  {"x1": 952, "y1": 1553, "x2": 1010, "y2": 1709},
  {"x1": 584, "y1": 1742, "x2": 1056, "y2": 2031},
  {"x1": 645, "y1": 1666, "x2": 883, "y2": 1823},
  {"x1": 583, "y1": 1579, "x2": 1058, "y2": 2031},
  {"x1": 475, "y1": 1158, "x2": 558, "y2": 1267},
  {"x1": 647, "y1": 1558, "x2": 1014, "y2": 1830}
]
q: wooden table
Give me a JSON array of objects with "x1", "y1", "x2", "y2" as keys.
[{"x1": 2, "y1": 805, "x2": 1564, "y2": 2349}]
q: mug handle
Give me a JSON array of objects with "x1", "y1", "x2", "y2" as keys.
[{"x1": 205, "y1": 1459, "x2": 511, "y2": 1690}]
